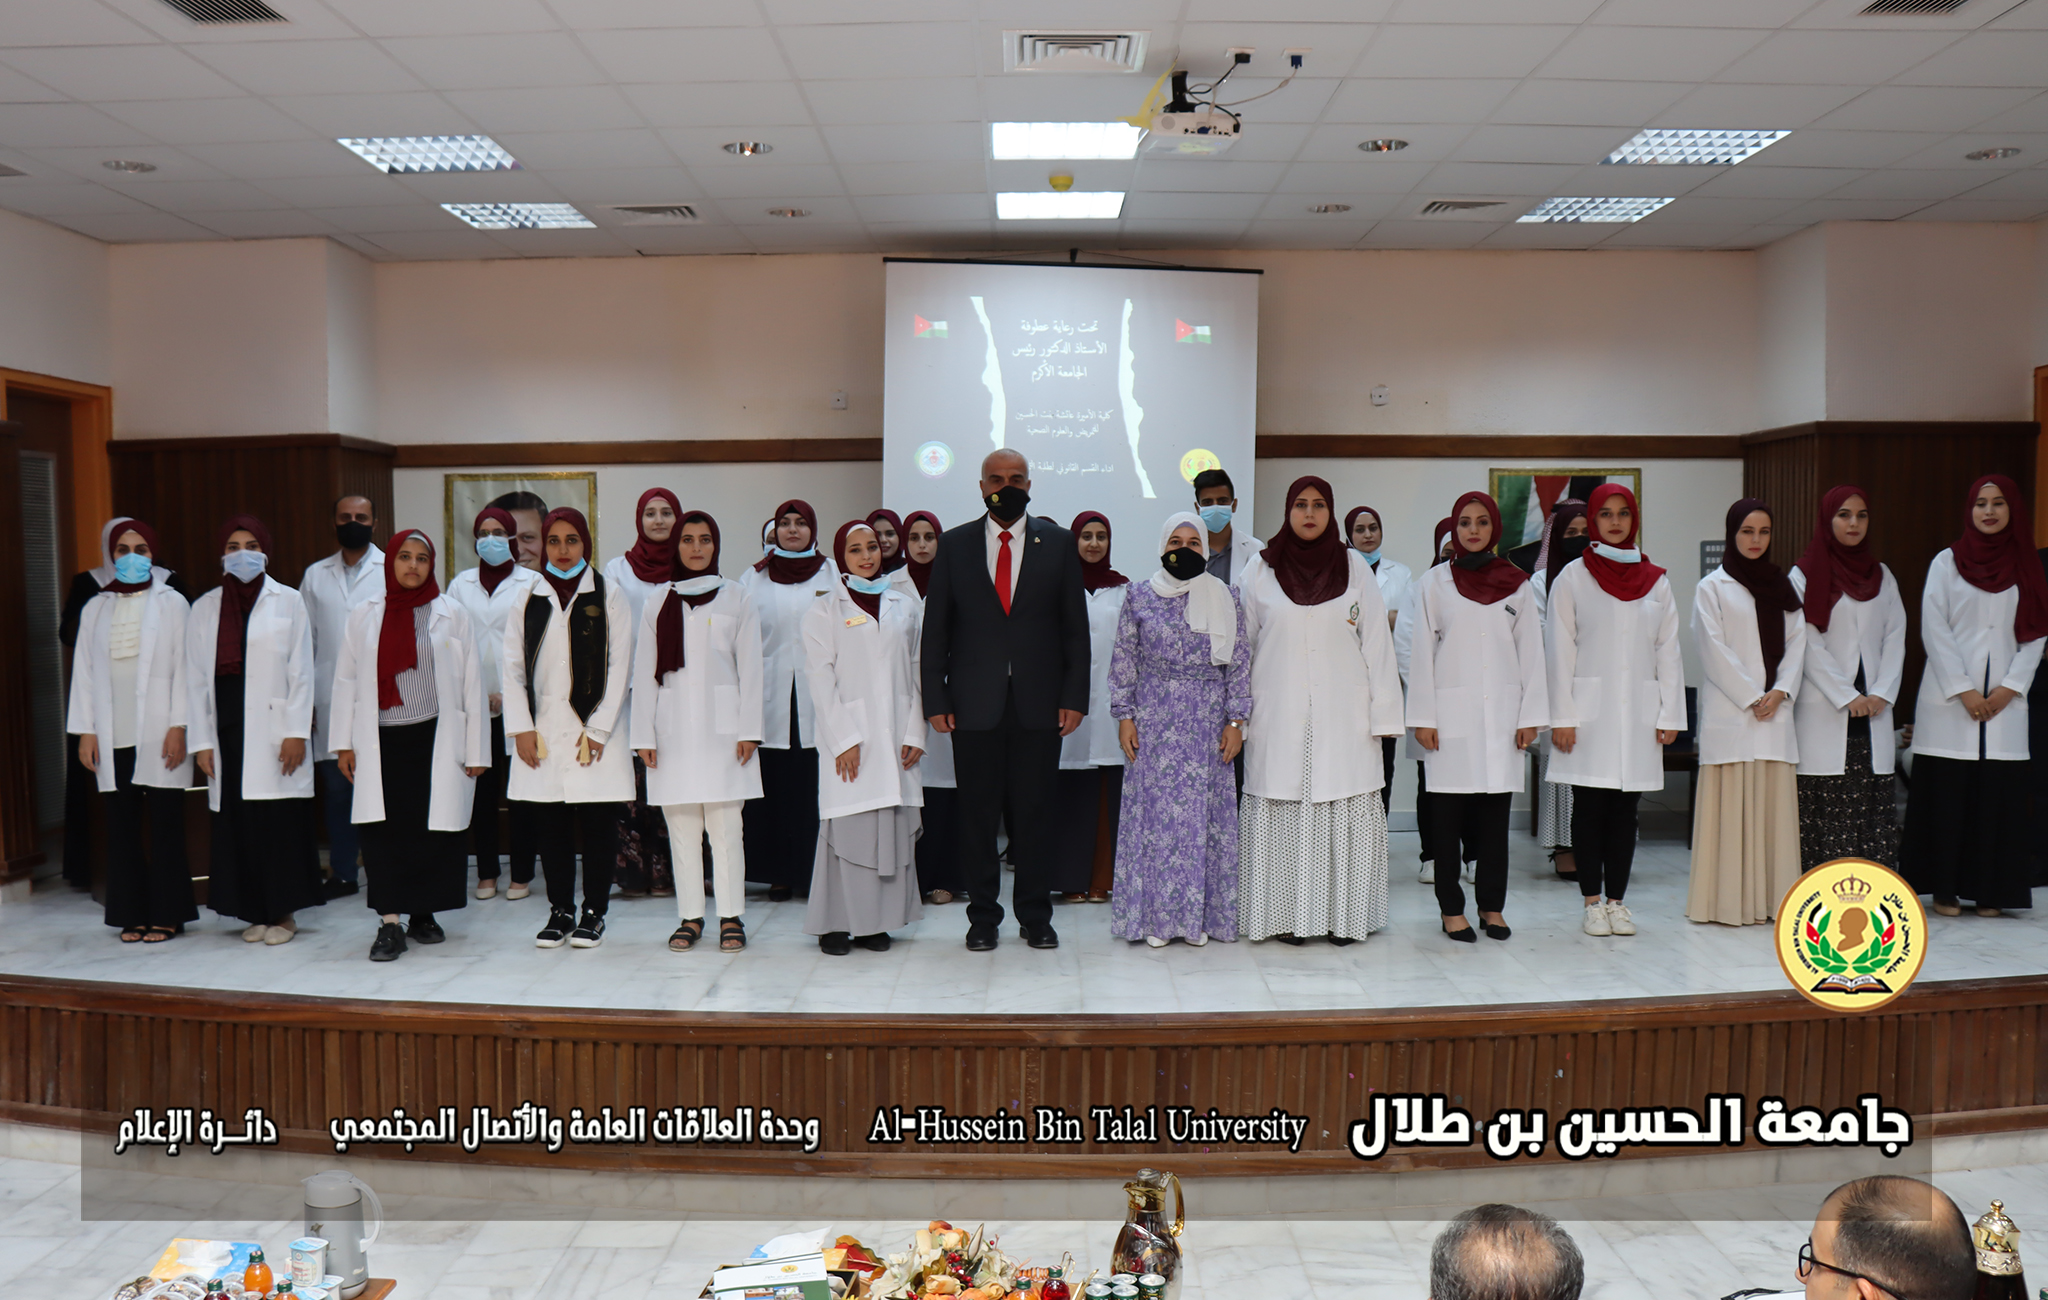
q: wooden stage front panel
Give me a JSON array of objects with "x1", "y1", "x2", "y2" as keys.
[{"x1": 3, "y1": 974, "x2": 2042, "y2": 1178}]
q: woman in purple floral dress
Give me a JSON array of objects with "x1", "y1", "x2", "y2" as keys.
[{"x1": 1109, "y1": 513, "x2": 1252, "y2": 946}]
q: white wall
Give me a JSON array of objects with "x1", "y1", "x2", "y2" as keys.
[
  {"x1": 1757, "y1": 227, "x2": 1827, "y2": 429},
  {"x1": 0, "y1": 208, "x2": 110, "y2": 387},
  {"x1": 325, "y1": 240, "x2": 376, "y2": 438}
]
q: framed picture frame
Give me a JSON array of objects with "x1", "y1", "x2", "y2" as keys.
[
  {"x1": 1487, "y1": 467, "x2": 1643, "y2": 559},
  {"x1": 442, "y1": 471, "x2": 598, "y2": 581}
]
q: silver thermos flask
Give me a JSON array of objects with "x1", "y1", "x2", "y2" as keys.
[{"x1": 303, "y1": 1170, "x2": 383, "y2": 1299}]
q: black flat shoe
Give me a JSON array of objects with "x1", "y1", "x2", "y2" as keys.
[
  {"x1": 369, "y1": 921, "x2": 407, "y2": 962},
  {"x1": 1328, "y1": 936, "x2": 1358, "y2": 947},
  {"x1": 854, "y1": 932, "x2": 891, "y2": 952},
  {"x1": 1442, "y1": 920, "x2": 1477, "y2": 944},
  {"x1": 1023, "y1": 923, "x2": 1059, "y2": 950},
  {"x1": 819, "y1": 931, "x2": 852, "y2": 956},
  {"x1": 408, "y1": 915, "x2": 445, "y2": 944},
  {"x1": 1484, "y1": 922, "x2": 1512, "y2": 941},
  {"x1": 767, "y1": 885, "x2": 794, "y2": 902},
  {"x1": 1272, "y1": 933, "x2": 1307, "y2": 946},
  {"x1": 965, "y1": 926, "x2": 997, "y2": 952},
  {"x1": 322, "y1": 878, "x2": 359, "y2": 900}
]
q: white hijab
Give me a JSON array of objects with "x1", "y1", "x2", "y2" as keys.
[
  {"x1": 90, "y1": 516, "x2": 133, "y2": 587},
  {"x1": 1148, "y1": 511, "x2": 1236, "y2": 665}
]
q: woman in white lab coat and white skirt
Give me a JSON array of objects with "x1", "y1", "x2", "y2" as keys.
[
  {"x1": 1347, "y1": 505, "x2": 1412, "y2": 820},
  {"x1": 446, "y1": 506, "x2": 543, "y2": 899},
  {"x1": 893, "y1": 510, "x2": 960, "y2": 904},
  {"x1": 1053, "y1": 510, "x2": 1129, "y2": 901},
  {"x1": 68, "y1": 518, "x2": 195, "y2": 942},
  {"x1": 802, "y1": 520, "x2": 926, "y2": 954},
  {"x1": 631, "y1": 510, "x2": 765, "y2": 952}
]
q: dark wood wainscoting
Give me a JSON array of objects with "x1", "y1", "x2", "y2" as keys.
[{"x1": 3, "y1": 974, "x2": 2041, "y2": 1178}]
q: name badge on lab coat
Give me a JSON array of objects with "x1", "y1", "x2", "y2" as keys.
[{"x1": 844, "y1": 614, "x2": 869, "y2": 627}]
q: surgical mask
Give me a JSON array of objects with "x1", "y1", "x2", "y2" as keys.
[
  {"x1": 475, "y1": 534, "x2": 513, "y2": 566},
  {"x1": 545, "y1": 558, "x2": 587, "y2": 580},
  {"x1": 770, "y1": 545, "x2": 817, "y2": 559},
  {"x1": 1356, "y1": 545, "x2": 1381, "y2": 563},
  {"x1": 336, "y1": 520, "x2": 373, "y2": 550},
  {"x1": 1198, "y1": 505, "x2": 1233, "y2": 533},
  {"x1": 984, "y1": 484, "x2": 1029, "y2": 523},
  {"x1": 676, "y1": 573, "x2": 722, "y2": 595},
  {"x1": 222, "y1": 549, "x2": 267, "y2": 583},
  {"x1": 1160, "y1": 548, "x2": 1207, "y2": 583},
  {"x1": 114, "y1": 554, "x2": 153, "y2": 584},
  {"x1": 1590, "y1": 541, "x2": 1641, "y2": 563},
  {"x1": 845, "y1": 572, "x2": 893, "y2": 595}
]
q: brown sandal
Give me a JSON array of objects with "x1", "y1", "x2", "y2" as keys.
[
  {"x1": 719, "y1": 916, "x2": 746, "y2": 952},
  {"x1": 668, "y1": 918, "x2": 703, "y2": 952}
]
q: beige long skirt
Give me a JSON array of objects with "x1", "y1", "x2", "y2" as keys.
[{"x1": 1686, "y1": 759, "x2": 1801, "y2": 927}]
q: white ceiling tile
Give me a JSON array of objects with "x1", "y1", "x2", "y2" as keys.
[
  {"x1": 380, "y1": 34, "x2": 609, "y2": 91},
  {"x1": 1389, "y1": 0, "x2": 1603, "y2": 21},
  {"x1": 1965, "y1": 93, "x2": 2048, "y2": 136},
  {"x1": 1891, "y1": 31, "x2": 2048, "y2": 87},
  {"x1": 486, "y1": 129, "x2": 677, "y2": 170},
  {"x1": 1592, "y1": 221, "x2": 1745, "y2": 247},
  {"x1": 1787, "y1": 0, "x2": 1986, "y2": 30},
  {"x1": 1115, "y1": 220, "x2": 1250, "y2": 244},
  {"x1": 988, "y1": 158, "x2": 1135, "y2": 189},
  {"x1": 1176, "y1": 22, "x2": 1385, "y2": 76},
  {"x1": 1123, "y1": 190, "x2": 1267, "y2": 220},
  {"x1": 1890, "y1": 133, "x2": 2048, "y2": 169},
  {"x1": 1651, "y1": 82, "x2": 1862, "y2": 129},
  {"x1": 1205, "y1": 77, "x2": 1342, "y2": 126},
  {"x1": 186, "y1": 39, "x2": 423, "y2": 96},
  {"x1": 578, "y1": 27, "x2": 791, "y2": 83},
  {"x1": 1537, "y1": 26, "x2": 1770, "y2": 82},
  {"x1": 189, "y1": 209, "x2": 342, "y2": 237},
  {"x1": 1194, "y1": 122, "x2": 1312, "y2": 163},
  {"x1": 740, "y1": 223, "x2": 872, "y2": 249},
  {"x1": 1810, "y1": 86, "x2": 2035, "y2": 133},
  {"x1": 1187, "y1": 0, "x2": 1396, "y2": 19},
  {"x1": 978, "y1": 76, "x2": 1163, "y2": 122},
  {"x1": 1491, "y1": 79, "x2": 1691, "y2": 127},
  {"x1": 658, "y1": 125, "x2": 831, "y2": 166},
  {"x1": 1590, "y1": 3, "x2": 1809, "y2": 29},
  {"x1": 1452, "y1": 124, "x2": 1633, "y2": 165},
  {"x1": 482, "y1": 226, "x2": 637, "y2": 255},
  {"x1": 765, "y1": 0, "x2": 974, "y2": 19},
  {"x1": 1989, "y1": 0, "x2": 2048, "y2": 27},
  {"x1": 270, "y1": 92, "x2": 480, "y2": 137},
  {"x1": 386, "y1": 169, "x2": 565, "y2": 200},
  {"x1": 251, "y1": 173, "x2": 423, "y2": 206},
  {"x1": 1906, "y1": 198, "x2": 2048, "y2": 220},
  {"x1": 617, "y1": 227, "x2": 762, "y2": 257},
  {"x1": 1685, "y1": 165, "x2": 1858, "y2": 199},
  {"x1": 1132, "y1": 160, "x2": 1287, "y2": 192},
  {"x1": 548, "y1": 170, "x2": 708, "y2": 203},
  {"x1": 1744, "y1": 130, "x2": 1949, "y2": 168},
  {"x1": 822, "y1": 121, "x2": 983, "y2": 164},
  {"x1": 1966, "y1": 168, "x2": 2048, "y2": 200},
  {"x1": 0, "y1": 0, "x2": 159, "y2": 45},
  {"x1": 0, "y1": 104, "x2": 155, "y2": 149},
  {"x1": 0, "y1": 180, "x2": 157, "y2": 215},
  {"x1": 619, "y1": 81, "x2": 816, "y2": 130},
  {"x1": 777, "y1": 22, "x2": 978, "y2": 81},
  {"x1": 347, "y1": 229, "x2": 504, "y2": 258},
  {"x1": 1476, "y1": 221, "x2": 1615, "y2": 248},
  {"x1": 1772, "y1": 197, "x2": 1936, "y2": 222},
  {"x1": 1417, "y1": 160, "x2": 1581, "y2": 193},
  {"x1": 1820, "y1": 169, "x2": 1994, "y2": 201},
  {"x1": 1650, "y1": 194, "x2": 1800, "y2": 223},
  {"x1": 690, "y1": 162, "x2": 846, "y2": 198},
  {"x1": 317, "y1": 0, "x2": 560, "y2": 37},
  {"x1": 442, "y1": 86, "x2": 646, "y2": 134},
  {"x1": 1293, "y1": 122, "x2": 1468, "y2": 163},
  {"x1": 801, "y1": 78, "x2": 979, "y2": 125},
  {"x1": 1275, "y1": 160, "x2": 1433, "y2": 192},
  {"x1": 1, "y1": 46, "x2": 244, "y2": 101},
  {"x1": 1233, "y1": 223, "x2": 1368, "y2": 249},
  {"x1": 1355, "y1": 26, "x2": 1576, "y2": 80},
  {"x1": 46, "y1": 210, "x2": 221, "y2": 241},
  {"x1": 20, "y1": 142, "x2": 225, "y2": 181},
  {"x1": 545, "y1": 0, "x2": 762, "y2": 25},
  {"x1": 852, "y1": 193, "x2": 990, "y2": 221},
  {"x1": 1712, "y1": 31, "x2": 1958, "y2": 85},
  {"x1": 101, "y1": 0, "x2": 361, "y2": 43},
  {"x1": 1356, "y1": 220, "x2": 1490, "y2": 247},
  {"x1": 1321, "y1": 78, "x2": 1517, "y2": 123},
  {"x1": 1255, "y1": 192, "x2": 1402, "y2": 219},
  {"x1": 0, "y1": 64, "x2": 66, "y2": 103},
  {"x1": 101, "y1": 98, "x2": 317, "y2": 146},
  {"x1": 1551, "y1": 161, "x2": 1724, "y2": 197},
  {"x1": 841, "y1": 161, "x2": 986, "y2": 194},
  {"x1": 103, "y1": 178, "x2": 293, "y2": 210},
  {"x1": 184, "y1": 139, "x2": 392, "y2": 177}
]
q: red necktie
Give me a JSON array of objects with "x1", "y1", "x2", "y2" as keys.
[{"x1": 996, "y1": 529, "x2": 1013, "y2": 615}]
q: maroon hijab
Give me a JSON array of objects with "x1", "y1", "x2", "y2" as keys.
[
  {"x1": 214, "y1": 514, "x2": 273, "y2": 675},
  {"x1": 1430, "y1": 516, "x2": 1455, "y2": 568},
  {"x1": 900, "y1": 510, "x2": 942, "y2": 598},
  {"x1": 1951, "y1": 473, "x2": 2048, "y2": 643},
  {"x1": 1070, "y1": 510, "x2": 1129, "y2": 593},
  {"x1": 540, "y1": 506, "x2": 593, "y2": 609},
  {"x1": 376, "y1": 529, "x2": 440, "y2": 711},
  {"x1": 1261, "y1": 475, "x2": 1351, "y2": 606},
  {"x1": 652, "y1": 510, "x2": 724, "y2": 682},
  {"x1": 473, "y1": 506, "x2": 518, "y2": 595},
  {"x1": 754, "y1": 498, "x2": 827, "y2": 584},
  {"x1": 1540, "y1": 501, "x2": 1588, "y2": 591},
  {"x1": 1795, "y1": 485, "x2": 1883, "y2": 633},
  {"x1": 1720, "y1": 499, "x2": 1802, "y2": 691},
  {"x1": 624, "y1": 487, "x2": 682, "y2": 584},
  {"x1": 1445, "y1": 491, "x2": 1526, "y2": 606},
  {"x1": 103, "y1": 518, "x2": 159, "y2": 594},
  {"x1": 1579, "y1": 484, "x2": 1665, "y2": 602},
  {"x1": 834, "y1": 520, "x2": 883, "y2": 619},
  {"x1": 1344, "y1": 506, "x2": 1381, "y2": 560},
  {"x1": 867, "y1": 508, "x2": 908, "y2": 573}
]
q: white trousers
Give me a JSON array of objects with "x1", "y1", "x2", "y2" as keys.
[{"x1": 660, "y1": 799, "x2": 746, "y2": 923}]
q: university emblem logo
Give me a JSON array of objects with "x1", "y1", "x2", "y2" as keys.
[{"x1": 1775, "y1": 859, "x2": 1925, "y2": 1011}]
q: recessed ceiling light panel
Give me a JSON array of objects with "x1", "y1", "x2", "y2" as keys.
[
  {"x1": 442, "y1": 202, "x2": 594, "y2": 230},
  {"x1": 1307, "y1": 203, "x2": 1352, "y2": 214},
  {"x1": 996, "y1": 191, "x2": 1126, "y2": 220},
  {"x1": 1518, "y1": 196, "x2": 1674, "y2": 223},
  {"x1": 1603, "y1": 128, "x2": 1789, "y2": 166},
  {"x1": 991, "y1": 122, "x2": 1146, "y2": 160},
  {"x1": 1965, "y1": 147, "x2": 2022, "y2": 160},
  {"x1": 723, "y1": 141, "x2": 772, "y2": 156},
  {"x1": 765, "y1": 207, "x2": 809, "y2": 218},
  {"x1": 102, "y1": 159, "x2": 158, "y2": 174},
  {"x1": 340, "y1": 136, "x2": 519, "y2": 174},
  {"x1": 1358, "y1": 139, "x2": 1409, "y2": 153}
]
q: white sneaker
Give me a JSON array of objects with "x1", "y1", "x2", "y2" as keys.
[
  {"x1": 1606, "y1": 902, "x2": 1636, "y2": 936},
  {"x1": 476, "y1": 880, "x2": 498, "y2": 900},
  {"x1": 1418, "y1": 862, "x2": 1435, "y2": 884},
  {"x1": 1581, "y1": 903, "x2": 1612, "y2": 937},
  {"x1": 1460, "y1": 860, "x2": 1475, "y2": 883},
  {"x1": 1144, "y1": 936, "x2": 1168, "y2": 948}
]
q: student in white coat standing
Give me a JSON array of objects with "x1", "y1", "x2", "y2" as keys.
[
  {"x1": 331, "y1": 530, "x2": 488, "y2": 962},
  {"x1": 631, "y1": 510, "x2": 765, "y2": 953},
  {"x1": 1544, "y1": 485, "x2": 1685, "y2": 938},
  {"x1": 446, "y1": 506, "x2": 542, "y2": 899},
  {"x1": 502, "y1": 507, "x2": 635, "y2": 950},
  {"x1": 301, "y1": 493, "x2": 383, "y2": 900},
  {"x1": 1053, "y1": 510, "x2": 1129, "y2": 902},
  {"x1": 1688, "y1": 499, "x2": 1807, "y2": 927},
  {"x1": 1789, "y1": 486, "x2": 1909, "y2": 872},
  {"x1": 893, "y1": 510, "x2": 962, "y2": 905},
  {"x1": 1529, "y1": 501, "x2": 1590, "y2": 884},
  {"x1": 187, "y1": 515, "x2": 323, "y2": 944},
  {"x1": 603, "y1": 487, "x2": 683, "y2": 898},
  {"x1": 1194, "y1": 468, "x2": 1263, "y2": 587},
  {"x1": 1238, "y1": 475, "x2": 1405, "y2": 946},
  {"x1": 1396, "y1": 516, "x2": 1468, "y2": 884},
  {"x1": 68, "y1": 518, "x2": 195, "y2": 943},
  {"x1": 803, "y1": 520, "x2": 926, "y2": 954},
  {"x1": 1348, "y1": 505, "x2": 1413, "y2": 819},
  {"x1": 1407, "y1": 490, "x2": 1549, "y2": 943},
  {"x1": 1903, "y1": 474, "x2": 2048, "y2": 917}
]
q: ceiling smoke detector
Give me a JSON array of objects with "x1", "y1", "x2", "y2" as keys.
[
  {"x1": 611, "y1": 205, "x2": 701, "y2": 225},
  {"x1": 1003, "y1": 30, "x2": 1150, "y2": 74},
  {"x1": 156, "y1": 0, "x2": 287, "y2": 22},
  {"x1": 1358, "y1": 139, "x2": 1409, "y2": 153}
]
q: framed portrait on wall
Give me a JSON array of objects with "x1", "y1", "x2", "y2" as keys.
[
  {"x1": 1487, "y1": 467, "x2": 1642, "y2": 569},
  {"x1": 443, "y1": 471, "x2": 597, "y2": 581}
]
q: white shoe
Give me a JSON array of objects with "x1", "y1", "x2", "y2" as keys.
[
  {"x1": 1460, "y1": 860, "x2": 1475, "y2": 883},
  {"x1": 1189, "y1": 934, "x2": 1209, "y2": 947},
  {"x1": 476, "y1": 881, "x2": 498, "y2": 900},
  {"x1": 1418, "y1": 863, "x2": 1435, "y2": 884},
  {"x1": 1581, "y1": 903, "x2": 1612, "y2": 937},
  {"x1": 263, "y1": 922, "x2": 296, "y2": 946},
  {"x1": 1144, "y1": 936, "x2": 1168, "y2": 948},
  {"x1": 1606, "y1": 902, "x2": 1635, "y2": 936},
  {"x1": 243, "y1": 924, "x2": 268, "y2": 943},
  {"x1": 505, "y1": 883, "x2": 530, "y2": 900}
]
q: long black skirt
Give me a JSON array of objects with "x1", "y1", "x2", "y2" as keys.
[
  {"x1": 359, "y1": 719, "x2": 468, "y2": 918},
  {"x1": 916, "y1": 786, "x2": 962, "y2": 896},
  {"x1": 206, "y1": 673, "x2": 324, "y2": 926},
  {"x1": 64, "y1": 734, "x2": 98, "y2": 888},
  {"x1": 1902, "y1": 754, "x2": 2032, "y2": 910},
  {"x1": 102, "y1": 746, "x2": 196, "y2": 930},
  {"x1": 743, "y1": 689, "x2": 819, "y2": 891}
]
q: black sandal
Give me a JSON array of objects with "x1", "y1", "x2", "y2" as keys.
[
  {"x1": 766, "y1": 885, "x2": 794, "y2": 902},
  {"x1": 140, "y1": 926, "x2": 179, "y2": 944},
  {"x1": 719, "y1": 916, "x2": 746, "y2": 952},
  {"x1": 120, "y1": 927, "x2": 145, "y2": 944},
  {"x1": 668, "y1": 918, "x2": 703, "y2": 952}
]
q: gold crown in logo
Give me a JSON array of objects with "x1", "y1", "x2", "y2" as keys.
[{"x1": 1832, "y1": 874, "x2": 1873, "y2": 907}]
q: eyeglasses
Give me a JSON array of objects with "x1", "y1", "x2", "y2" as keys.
[{"x1": 1798, "y1": 1241, "x2": 1897, "y2": 1298}]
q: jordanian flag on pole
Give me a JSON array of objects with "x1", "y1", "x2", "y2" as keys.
[
  {"x1": 913, "y1": 314, "x2": 947, "y2": 339},
  {"x1": 1495, "y1": 474, "x2": 1632, "y2": 549},
  {"x1": 1175, "y1": 319, "x2": 1210, "y2": 343}
]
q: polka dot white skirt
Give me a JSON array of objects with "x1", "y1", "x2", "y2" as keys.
[{"x1": 1238, "y1": 713, "x2": 1390, "y2": 941}]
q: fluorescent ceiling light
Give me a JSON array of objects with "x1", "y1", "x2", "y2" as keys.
[
  {"x1": 1518, "y1": 196, "x2": 1674, "y2": 224},
  {"x1": 339, "y1": 135, "x2": 520, "y2": 174},
  {"x1": 991, "y1": 122, "x2": 1145, "y2": 160},
  {"x1": 997, "y1": 191, "x2": 1126, "y2": 220},
  {"x1": 1602, "y1": 129, "x2": 1789, "y2": 166},
  {"x1": 442, "y1": 202, "x2": 593, "y2": 230}
]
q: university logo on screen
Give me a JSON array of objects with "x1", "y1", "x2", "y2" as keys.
[{"x1": 1775, "y1": 860, "x2": 1926, "y2": 1011}]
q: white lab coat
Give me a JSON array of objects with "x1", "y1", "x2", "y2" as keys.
[
  {"x1": 1911, "y1": 549, "x2": 2044, "y2": 763},
  {"x1": 1788, "y1": 566, "x2": 1909, "y2": 777},
  {"x1": 1217, "y1": 530, "x2": 1263, "y2": 588},
  {"x1": 1690, "y1": 568, "x2": 1807, "y2": 767},
  {"x1": 601, "y1": 556, "x2": 675, "y2": 749},
  {"x1": 740, "y1": 560, "x2": 839, "y2": 750},
  {"x1": 328, "y1": 596, "x2": 488, "y2": 829},
  {"x1": 1060, "y1": 584, "x2": 1129, "y2": 769},
  {"x1": 186, "y1": 579, "x2": 316, "y2": 810},
  {"x1": 1542, "y1": 561, "x2": 1687, "y2": 793},
  {"x1": 66, "y1": 575, "x2": 193, "y2": 792},
  {"x1": 629, "y1": 580, "x2": 767, "y2": 806},
  {"x1": 446, "y1": 564, "x2": 543, "y2": 728},
  {"x1": 300, "y1": 545, "x2": 385, "y2": 759},
  {"x1": 1406, "y1": 563, "x2": 1551, "y2": 794},
  {"x1": 1371, "y1": 555, "x2": 1414, "y2": 626},
  {"x1": 801, "y1": 581, "x2": 926, "y2": 820},
  {"x1": 500, "y1": 570, "x2": 636, "y2": 803},
  {"x1": 901, "y1": 581, "x2": 955, "y2": 788},
  {"x1": 1239, "y1": 551, "x2": 1405, "y2": 802}
]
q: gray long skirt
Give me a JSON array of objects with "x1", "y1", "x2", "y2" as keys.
[{"x1": 803, "y1": 805, "x2": 925, "y2": 937}]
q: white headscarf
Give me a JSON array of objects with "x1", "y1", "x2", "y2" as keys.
[
  {"x1": 90, "y1": 516, "x2": 134, "y2": 587},
  {"x1": 1149, "y1": 511, "x2": 1236, "y2": 665}
]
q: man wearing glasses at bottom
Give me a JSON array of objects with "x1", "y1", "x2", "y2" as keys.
[{"x1": 1794, "y1": 1176, "x2": 1975, "y2": 1300}]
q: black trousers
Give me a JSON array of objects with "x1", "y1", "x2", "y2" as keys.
[
  {"x1": 473, "y1": 715, "x2": 536, "y2": 884},
  {"x1": 360, "y1": 720, "x2": 467, "y2": 919},
  {"x1": 1429, "y1": 792, "x2": 1511, "y2": 916},
  {"x1": 952, "y1": 683, "x2": 1062, "y2": 931},
  {"x1": 744, "y1": 687, "x2": 819, "y2": 891},
  {"x1": 527, "y1": 800, "x2": 618, "y2": 916},
  {"x1": 1570, "y1": 785, "x2": 1640, "y2": 901},
  {"x1": 915, "y1": 786, "x2": 962, "y2": 896},
  {"x1": 1379, "y1": 737, "x2": 1396, "y2": 817},
  {"x1": 64, "y1": 733, "x2": 98, "y2": 887},
  {"x1": 102, "y1": 747, "x2": 195, "y2": 930}
]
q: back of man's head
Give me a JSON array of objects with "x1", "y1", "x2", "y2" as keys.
[
  {"x1": 1821, "y1": 1176, "x2": 1975, "y2": 1300},
  {"x1": 1430, "y1": 1203, "x2": 1584, "y2": 1300}
]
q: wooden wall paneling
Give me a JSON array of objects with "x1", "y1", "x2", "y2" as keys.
[{"x1": 0, "y1": 422, "x2": 42, "y2": 877}]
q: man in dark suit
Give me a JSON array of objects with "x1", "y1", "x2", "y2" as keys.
[{"x1": 921, "y1": 448, "x2": 1090, "y2": 950}]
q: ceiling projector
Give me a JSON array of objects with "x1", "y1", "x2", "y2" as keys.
[{"x1": 1143, "y1": 106, "x2": 1242, "y2": 156}]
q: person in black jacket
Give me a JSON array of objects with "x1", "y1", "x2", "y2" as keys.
[{"x1": 921, "y1": 449, "x2": 1090, "y2": 951}]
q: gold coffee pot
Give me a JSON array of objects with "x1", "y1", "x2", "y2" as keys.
[{"x1": 1111, "y1": 1168, "x2": 1184, "y2": 1298}]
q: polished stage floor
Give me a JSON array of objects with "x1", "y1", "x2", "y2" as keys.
[{"x1": 3, "y1": 831, "x2": 2040, "y2": 1014}]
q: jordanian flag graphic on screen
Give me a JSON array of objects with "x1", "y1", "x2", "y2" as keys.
[
  {"x1": 1175, "y1": 319, "x2": 1210, "y2": 343},
  {"x1": 1496, "y1": 474, "x2": 1630, "y2": 549},
  {"x1": 913, "y1": 314, "x2": 947, "y2": 339}
]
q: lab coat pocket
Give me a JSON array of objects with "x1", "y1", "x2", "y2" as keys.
[
  {"x1": 1435, "y1": 687, "x2": 1480, "y2": 740},
  {"x1": 1571, "y1": 677, "x2": 1605, "y2": 724},
  {"x1": 833, "y1": 697, "x2": 869, "y2": 762},
  {"x1": 714, "y1": 684, "x2": 741, "y2": 735}
]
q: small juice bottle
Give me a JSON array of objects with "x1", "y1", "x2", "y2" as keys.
[
  {"x1": 1042, "y1": 1267, "x2": 1070, "y2": 1300},
  {"x1": 244, "y1": 1247, "x2": 273, "y2": 1299}
]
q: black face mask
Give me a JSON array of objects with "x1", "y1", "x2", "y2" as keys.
[
  {"x1": 336, "y1": 520, "x2": 373, "y2": 550},
  {"x1": 1556, "y1": 535, "x2": 1591, "y2": 566},
  {"x1": 984, "y1": 484, "x2": 1029, "y2": 523},
  {"x1": 1160, "y1": 547, "x2": 1207, "y2": 582},
  {"x1": 1453, "y1": 550, "x2": 1496, "y2": 570}
]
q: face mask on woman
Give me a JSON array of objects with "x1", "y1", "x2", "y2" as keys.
[
  {"x1": 476, "y1": 534, "x2": 513, "y2": 566},
  {"x1": 222, "y1": 550, "x2": 267, "y2": 582},
  {"x1": 114, "y1": 554, "x2": 152, "y2": 584}
]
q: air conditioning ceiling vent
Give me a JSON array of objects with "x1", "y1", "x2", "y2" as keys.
[
  {"x1": 1419, "y1": 200, "x2": 1506, "y2": 216},
  {"x1": 0, "y1": 164, "x2": 26, "y2": 178},
  {"x1": 612, "y1": 205, "x2": 701, "y2": 225},
  {"x1": 1003, "y1": 31, "x2": 1150, "y2": 74},
  {"x1": 1859, "y1": 0, "x2": 1969, "y2": 14},
  {"x1": 157, "y1": 0, "x2": 288, "y2": 23}
]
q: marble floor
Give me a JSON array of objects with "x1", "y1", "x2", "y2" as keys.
[{"x1": 3, "y1": 832, "x2": 2039, "y2": 1016}]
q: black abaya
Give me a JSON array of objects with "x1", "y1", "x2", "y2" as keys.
[
  {"x1": 205, "y1": 671, "x2": 324, "y2": 925},
  {"x1": 359, "y1": 719, "x2": 468, "y2": 917},
  {"x1": 102, "y1": 746, "x2": 196, "y2": 930}
]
